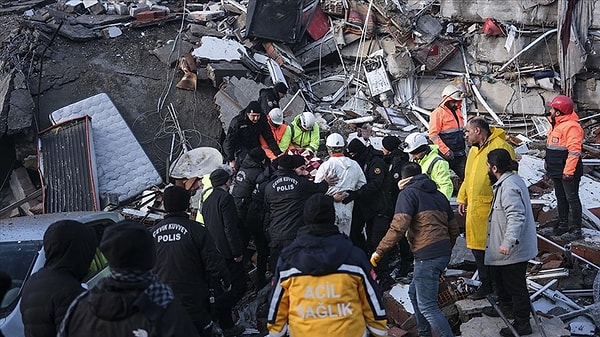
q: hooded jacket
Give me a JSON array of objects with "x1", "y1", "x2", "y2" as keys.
[
  {"x1": 415, "y1": 145, "x2": 453, "y2": 200},
  {"x1": 545, "y1": 112, "x2": 583, "y2": 178},
  {"x1": 21, "y1": 221, "x2": 98, "y2": 337},
  {"x1": 376, "y1": 174, "x2": 458, "y2": 261},
  {"x1": 429, "y1": 96, "x2": 466, "y2": 157},
  {"x1": 267, "y1": 231, "x2": 387, "y2": 337},
  {"x1": 59, "y1": 277, "x2": 198, "y2": 337},
  {"x1": 457, "y1": 127, "x2": 515, "y2": 250},
  {"x1": 151, "y1": 213, "x2": 231, "y2": 323},
  {"x1": 486, "y1": 172, "x2": 538, "y2": 266},
  {"x1": 289, "y1": 114, "x2": 320, "y2": 153}
]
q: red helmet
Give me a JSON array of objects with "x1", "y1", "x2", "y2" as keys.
[{"x1": 547, "y1": 95, "x2": 574, "y2": 115}]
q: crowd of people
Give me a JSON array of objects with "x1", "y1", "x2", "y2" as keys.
[{"x1": 8, "y1": 84, "x2": 585, "y2": 337}]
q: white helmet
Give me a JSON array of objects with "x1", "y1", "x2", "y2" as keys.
[
  {"x1": 268, "y1": 108, "x2": 283, "y2": 125},
  {"x1": 442, "y1": 84, "x2": 463, "y2": 100},
  {"x1": 300, "y1": 112, "x2": 316, "y2": 130},
  {"x1": 403, "y1": 133, "x2": 429, "y2": 153},
  {"x1": 326, "y1": 133, "x2": 345, "y2": 147}
]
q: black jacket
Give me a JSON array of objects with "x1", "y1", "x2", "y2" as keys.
[
  {"x1": 383, "y1": 150, "x2": 409, "y2": 216},
  {"x1": 258, "y1": 87, "x2": 281, "y2": 115},
  {"x1": 151, "y1": 213, "x2": 230, "y2": 322},
  {"x1": 264, "y1": 169, "x2": 328, "y2": 242},
  {"x1": 202, "y1": 188, "x2": 244, "y2": 259},
  {"x1": 231, "y1": 156, "x2": 264, "y2": 219},
  {"x1": 346, "y1": 148, "x2": 388, "y2": 218},
  {"x1": 223, "y1": 110, "x2": 281, "y2": 162},
  {"x1": 21, "y1": 223, "x2": 97, "y2": 337},
  {"x1": 59, "y1": 277, "x2": 198, "y2": 337}
]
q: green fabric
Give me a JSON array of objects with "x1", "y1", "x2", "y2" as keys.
[
  {"x1": 416, "y1": 145, "x2": 453, "y2": 200},
  {"x1": 290, "y1": 115, "x2": 320, "y2": 152}
]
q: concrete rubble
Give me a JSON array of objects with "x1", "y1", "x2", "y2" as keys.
[{"x1": 2, "y1": 0, "x2": 600, "y2": 335}]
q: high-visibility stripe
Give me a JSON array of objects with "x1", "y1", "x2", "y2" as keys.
[
  {"x1": 439, "y1": 127, "x2": 463, "y2": 134},
  {"x1": 568, "y1": 151, "x2": 581, "y2": 157},
  {"x1": 338, "y1": 264, "x2": 386, "y2": 317},
  {"x1": 546, "y1": 145, "x2": 567, "y2": 150}
]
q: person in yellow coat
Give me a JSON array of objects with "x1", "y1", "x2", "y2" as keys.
[{"x1": 457, "y1": 117, "x2": 515, "y2": 300}]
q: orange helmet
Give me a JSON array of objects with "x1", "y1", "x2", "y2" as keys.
[{"x1": 547, "y1": 95, "x2": 574, "y2": 115}]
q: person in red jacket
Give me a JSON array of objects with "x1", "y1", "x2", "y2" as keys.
[
  {"x1": 428, "y1": 84, "x2": 467, "y2": 180},
  {"x1": 545, "y1": 95, "x2": 584, "y2": 240}
]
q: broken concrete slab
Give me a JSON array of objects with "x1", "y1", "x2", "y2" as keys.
[
  {"x1": 9, "y1": 167, "x2": 37, "y2": 215},
  {"x1": 192, "y1": 36, "x2": 246, "y2": 62},
  {"x1": 470, "y1": 81, "x2": 514, "y2": 116},
  {"x1": 460, "y1": 315, "x2": 570, "y2": 337},
  {"x1": 0, "y1": 72, "x2": 11, "y2": 137},
  {"x1": 188, "y1": 23, "x2": 226, "y2": 39},
  {"x1": 206, "y1": 63, "x2": 249, "y2": 88},
  {"x1": 150, "y1": 39, "x2": 195, "y2": 66},
  {"x1": 439, "y1": 0, "x2": 559, "y2": 27},
  {"x1": 295, "y1": 32, "x2": 337, "y2": 67},
  {"x1": 415, "y1": 78, "x2": 451, "y2": 110},
  {"x1": 575, "y1": 78, "x2": 600, "y2": 111},
  {"x1": 75, "y1": 14, "x2": 132, "y2": 28},
  {"x1": 214, "y1": 76, "x2": 267, "y2": 131},
  {"x1": 455, "y1": 298, "x2": 489, "y2": 322},
  {"x1": 508, "y1": 90, "x2": 547, "y2": 116}
]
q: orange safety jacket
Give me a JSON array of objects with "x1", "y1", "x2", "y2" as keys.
[
  {"x1": 259, "y1": 116, "x2": 292, "y2": 159},
  {"x1": 545, "y1": 112, "x2": 583, "y2": 178},
  {"x1": 429, "y1": 97, "x2": 466, "y2": 157}
]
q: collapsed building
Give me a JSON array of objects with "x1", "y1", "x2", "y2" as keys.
[{"x1": 1, "y1": 0, "x2": 600, "y2": 336}]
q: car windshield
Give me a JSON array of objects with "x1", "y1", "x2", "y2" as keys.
[{"x1": 0, "y1": 240, "x2": 41, "y2": 315}]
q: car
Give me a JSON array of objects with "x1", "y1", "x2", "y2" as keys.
[{"x1": 0, "y1": 211, "x2": 122, "y2": 337}]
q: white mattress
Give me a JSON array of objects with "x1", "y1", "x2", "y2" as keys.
[{"x1": 51, "y1": 93, "x2": 162, "y2": 203}]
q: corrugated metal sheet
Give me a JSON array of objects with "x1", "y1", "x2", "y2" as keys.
[{"x1": 38, "y1": 116, "x2": 99, "y2": 213}]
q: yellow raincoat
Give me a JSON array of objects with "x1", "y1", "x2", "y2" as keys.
[{"x1": 457, "y1": 127, "x2": 515, "y2": 250}]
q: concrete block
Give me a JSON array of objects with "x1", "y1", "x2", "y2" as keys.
[
  {"x1": 114, "y1": 2, "x2": 128, "y2": 15},
  {"x1": 461, "y1": 315, "x2": 570, "y2": 337},
  {"x1": 574, "y1": 78, "x2": 600, "y2": 110},
  {"x1": 9, "y1": 167, "x2": 36, "y2": 215},
  {"x1": 455, "y1": 298, "x2": 488, "y2": 322},
  {"x1": 440, "y1": 0, "x2": 558, "y2": 27},
  {"x1": 467, "y1": 32, "x2": 558, "y2": 65},
  {"x1": 384, "y1": 284, "x2": 414, "y2": 329},
  {"x1": 472, "y1": 81, "x2": 514, "y2": 115},
  {"x1": 129, "y1": 3, "x2": 149, "y2": 17},
  {"x1": 508, "y1": 89, "x2": 547, "y2": 116}
]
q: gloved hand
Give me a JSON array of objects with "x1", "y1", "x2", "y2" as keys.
[
  {"x1": 370, "y1": 252, "x2": 381, "y2": 267},
  {"x1": 562, "y1": 174, "x2": 574, "y2": 180},
  {"x1": 342, "y1": 190, "x2": 357, "y2": 204},
  {"x1": 442, "y1": 149, "x2": 455, "y2": 161}
]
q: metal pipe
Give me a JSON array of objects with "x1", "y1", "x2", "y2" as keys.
[
  {"x1": 537, "y1": 234, "x2": 600, "y2": 270},
  {"x1": 498, "y1": 29, "x2": 558, "y2": 73},
  {"x1": 529, "y1": 279, "x2": 557, "y2": 301}
]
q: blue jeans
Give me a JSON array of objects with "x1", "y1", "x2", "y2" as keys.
[{"x1": 409, "y1": 255, "x2": 454, "y2": 337}]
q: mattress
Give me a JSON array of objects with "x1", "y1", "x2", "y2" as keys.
[{"x1": 50, "y1": 93, "x2": 162, "y2": 204}]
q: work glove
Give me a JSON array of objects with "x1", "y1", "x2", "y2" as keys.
[
  {"x1": 562, "y1": 174, "x2": 574, "y2": 180},
  {"x1": 342, "y1": 190, "x2": 357, "y2": 204},
  {"x1": 370, "y1": 252, "x2": 381, "y2": 267},
  {"x1": 442, "y1": 149, "x2": 454, "y2": 161}
]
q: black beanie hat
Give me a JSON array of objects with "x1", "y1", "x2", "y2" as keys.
[
  {"x1": 100, "y1": 220, "x2": 156, "y2": 271},
  {"x1": 278, "y1": 154, "x2": 304, "y2": 170},
  {"x1": 249, "y1": 147, "x2": 266, "y2": 162},
  {"x1": 163, "y1": 185, "x2": 190, "y2": 213},
  {"x1": 246, "y1": 101, "x2": 262, "y2": 114},
  {"x1": 303, "y1": 193, "x2": 335, "y2": 225},
  {"x1": 274, "y1": 82, "x2": 288, "y2": 95},
  {"x1": 210, "y1": 168, "x2": 231, "y2": 186},
  {"x1": 346, "y1": 138, "x2": 367, "y2": 155},
  {"x1": 382, "y1": 136, "x2": 402, "y2": 152}
]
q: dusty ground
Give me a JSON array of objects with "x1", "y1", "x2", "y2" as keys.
[{"x1": 2, "y1": 13, "x2": 223, "y2": 182}]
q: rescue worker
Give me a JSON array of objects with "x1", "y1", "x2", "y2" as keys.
[
  {"x1": 21, "y1": 220, "x2": 98, "y2": 337},
  {"x1": 223, "y1": 101, "x2": 282, "y2": 170},
  {"x1": 381, "y1": 135, "x2": 412, "y2": 277},
  {"x1": 152, "y1": 186, "x2": 231, "y2": 336},
  {"x1": 258, "y1": 82, "x2": 287, "y2": 116},
  {"x1": 545, "y1": 95, "x2": 584, "y2": 240},
  {"x1": 259, "y1": 108, "x2": 292, "y2": 160},
  {"x1": 314, "y1": 133, "x2": 367, "y2": 235},
  {"x1": 458, "y1": 117, "x2": 515, "y2": 300},
  {"x1": 201, "y1": 169, "x2": 247, "y2": 336},
  {"x1": 267, "y1": 194, "x2": 388, "y2": 337},
  {"x1": 264, "y1": 155, "x2": 330, "y2": 274},
  {"x1": 403, "y1": 132, "x2": 454, "y2": 200},
  {"x1": 58, "y1": 220, "x2": 199, "y2": 337},
  {"x1": 429, "y1": 84, "x2": 467, "y2": 180},
  {"x1": 372, "y1": 162, "x2": 458, "y2": 337},
  {"x1": 483, "y1": 149, "x2": 537, "y2": 337},
  {"x1": 289, "y1": 112, "x2": 320, "y2": 153},
  {"x1": 343, "y1": 138, "x2": 393, "y2": 290}
]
